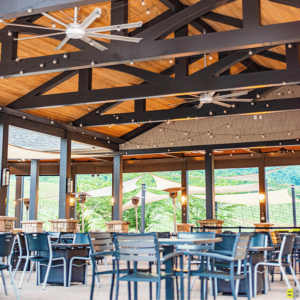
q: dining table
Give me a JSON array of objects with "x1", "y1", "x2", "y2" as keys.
[
  {"x1": 38, "y1": 243, "x2": 90, "y2": 286},
  {"x1": 158, "y1": 237, "x2": 222, "y2": 300}
]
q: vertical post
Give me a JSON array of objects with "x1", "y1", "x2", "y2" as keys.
[
  {"x1": 265, "y1": 180, "x2": 269, "y2": 222},
  {"x1": 59, "y1": 131, "x2": 71, "y2": 219},
  {"x1": 112, "y1": 155, "x2": 123, "y2": 220},
  {"x1": 29, "y1": 159, "x2": 39, "y2": 220},
  {"x1": 292, "y1": 185, "x2": 297, "y2": 227},
  {"x1": 5, "y1": 185, "x2": 9, "y2": 216},
  {"x1": 111, "y1": 0, "x2": 128, "y2": 43},
  {"x1": 285, "y1": 43, "x2": 300, "y2": 68},
  {"x1": 205, "y1": 150, "x2": 215, "y2": 219},
  {"x1": 181, "y1": 161, "x2": 189, "y2": 223},
  {"x1": 175, "y1": 26, "x2": 188, "y2": 79},
  {"x1": 70, "y1": 166, "x2": 77, "y2": 219},
  {"x1": 0, "y1": 113, "x2": 9, "y2": 216},
  {"x1": 14, "y1": 176, "x2": 23, "y2": 228},
  {"x1": 242, "y1": 0, "x2": 261, "y2": 29},
  {"x1": 1, "y1": 32, "x2": 18, "y2": 62},
  {"x1": 141, "y1": 183, "x2": 146, "y2": 233},
  {"x1": 258, "y1": 159, "x2": 266, "y2": 222}
]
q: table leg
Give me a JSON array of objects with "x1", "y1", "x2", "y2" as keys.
[{"x1": 163, "y1": 245, "x2": 174, "y2": 300}]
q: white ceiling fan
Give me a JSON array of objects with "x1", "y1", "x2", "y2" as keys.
[
  {"x1": 160, "y1": 90, "x2": 253, "y2": 110},
  {"x1": 1, "y1": 7, "x2": 143, "y2": 51}
]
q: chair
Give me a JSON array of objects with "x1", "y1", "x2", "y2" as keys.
[
  {"x1": 68, "y1": 233, "x2": 99, "y2": 287},
  {"x1": 13, "y1": 232, "x2": 27, "y2": 278},
  {"x1": 0, "y1": 233, "x2": 20, "y2": 300},
  {"x1": 254, "y1": 234, "x2": 300, "y2": 297},
  {"x1": 48, "y1": 232, "x2": 61, "y2": 243},
  {"x1": 114, "y1": 232, "x2": 184, "y2": 300},
  {"x1": 19, "y1": 232, "x2": 67, "y2": 290},
  {"x1": 186, "y1": 233, "x2": 252, "y2": 300},
  {"x1": 89, "y1": 232, "x2": 116, "y2": 300},
  {"x1": 59, "y1": 233, "x2": 74, "y2": 243}
]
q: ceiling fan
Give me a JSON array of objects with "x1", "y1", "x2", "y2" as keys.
[
  {"x1": 187, "y1": 150, "x2": 224, "y2": 154},
  {"x1": 160, "y1": 90, "x2": 253, "y2": 110},
  {"x1": 1, "y1": 7, "x2": 143, "y2": 51}
]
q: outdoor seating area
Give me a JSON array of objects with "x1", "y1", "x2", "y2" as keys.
[{"x1": 2, "y1": 0, "x2": 300, "y2": 299}]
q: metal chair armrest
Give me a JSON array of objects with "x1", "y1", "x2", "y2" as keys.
[
  {"x1": 90, "y1": 251, "x2": 115, "y2": 258},
  {"x1": 186, "y1": 251, "x2": 235, "y2": 262},
  {"x1": 161, "y1": 252, "x2": 183, "y2": 263}
]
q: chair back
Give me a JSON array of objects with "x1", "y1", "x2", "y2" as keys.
[
  {"x1": 269, "y1": 231, "x2": 281, "y2": 247},
  {"x1": 0, "y1": 233, "x2": 16, "y2": 257},
  {"x1": 60, "y1": 233, "x2": 74, "y2": 244},
  {"x1": 281, "y1": 234, "x2": 295, "y2": 256},
  {"x1": 114, "y1": 233, "x2": 160, "y2": 265},
  {"x1": 216, "y1": 234, "x2": 236, "y2": 252},
  {"x1": 250, "y1": 232, "x2": 268, "y2": 247},
  {"x1": 88, "y1": 232, "x2": 114, "y2": 254},
  {"x1": 25, "y1": 233, "x2": 50, "y2": 252},
  {"x1": 232, "y1": 233, "x2": 252, "y2": 261},
  {"x1": 49, "y1": 232, "x2": 61, "y2": 243},
  {"x1": 177, "y1": 232, "x2": 215, "y2": 252},
  {"x1": 17, "y1": 232, "x2": 27, "y2": 255},
  {"x1": 294, "y1": 236, "x2": 300, "y2": 250},
  {"x1": 74, "y1": 232, "x2": 89, "y2": 244}
]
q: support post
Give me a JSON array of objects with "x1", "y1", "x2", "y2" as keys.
[
  {"x1": 258, "y1": 160, "x2": 267, "y2": 222},
  {"x1": 205, "y1": 150, "x2": 215, "y2": 219},
  {"x1": 181, "y1": 161, "x2": 189, "y2": 223},
  {"x1": 175, "y1": 26, "x2": 188, "y2": 79},
  {"x1": 265, "y1": 179, "x2": 269, "y2": 222},
  {"x1": 292, "y1": 185, "x2": 297, "y2": 227},
  {"x1": 285, "y1": 43, "x2": 300, "y2": 68},
  {"x1": 0, "y1": 114, "x2": 9, "y2": 216},
  {"x1": 141, "y1": 183, "x2": 146, "y2": 233},
  {"x1": 1, "y1": 33, "x2": 18, "y2": 62},
  {"x1": 29, "y1": 159, "x2": 39, "y2": 220},
  {"x1": 112, "y1": 155, "x2": 123, "y2": 220},
  {"x1": 242, "y1": 0, "x2": 261, "y2": 29},
  {"x1": 59, "y1": 131, "x2": 71, "y2": 219},
  {"x1": 14, "y1": 176, "x2": 23, "y2": 228},
  {"x1": 70, "y1": 166, "x2": 77, "y2": 219}
]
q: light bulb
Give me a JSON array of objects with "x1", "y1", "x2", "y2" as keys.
[
  {"x1": 94, "y1": 137, "x2": 97, "y2": 139},
  {"x1": 169, "y1": 58, "x2": 172, "y2": 64},
  {"x1": 63, "y1": 53, "x2": 68, "y2": 59},
  {"x1": 79, "y1": 123, "x2": 83, "y2": 127},
  {"x1": 236, "y1": 135, "x2": 239, "y2": 139},
  {"x1": 210, "y1": 134, "x2": 213, "y2": 138},
  {"x1": 53, "y1": 58, "x2": 57, "y2": 64},
  {"x1": 130, "y1": 60, "x2": 134, "y2": 65},
  {"x1": 51, "y1": 120, "x2": 54, "y2": 124},
  {"x1": 188, "y1": 137, "x2": 191, "y2": 142},
  {"x1": 251, "y1": 102, "x2": 254, "y2": 106},
  {"x1": 288, "y1": 89, "x2": 291, "y2": 94},
  {"x1": 278, "y1": 92, "x2": 281, "y2": 96},
  {"x1": 19, "y1": 69, "x2": 23, "y2": 74},
  {"x1": 40, "y1": 63, "x2": 44, "y2": 67},
  {"x1": 146, "y1": 9, "x2": 150, "y2": 14},
  {"x1": 15, "y1": 56, "x2": 19, "y2": 62},
  {"x1": 131, "y1": 119, "x2": 134, "y2": 122},
  {"x1": 52, "y1": 22, "x2": 56, "y2": 28},
  {"x1": 209, "y1": 111, "x2": 213, "y2": 115},
  {"x1": 288, "y1": 43, "x2": 292, "y2": 48},
  {"x1": 256, "y1": 93, "x2": 260, "y2": 98},
  {"x1": 141, "y1": 0, "x2": 146, "y2": 5},
  {"x1": 7, "y1": 30, "x2": 12, "y2": 36},
  {"x1": 224, "y1": 110, "x2": 227, "y2": 114},
  {"x1": 209, "y1": 54, "x2": 213, "y2": 60},
  {"x1": 90, "y1": 40, "x2": 94, "y2": 45},
  {"x1": 137, "y1": 144, "x2": 140, "y2": 148},
  {"x1": 185, "y1": 131, "x2": 187, "y2": 135},
  {"x1": 117, "y1": 26, "x2": 121, "y2": 32},
  {"x1": 227, "y1": 124, "x2": 230, "y2": 128},
  {"x1": 232, "y1": 104, "x2": 235, "y2": 108},
  {"x1": 91, "y1": 60, "x2": 95, "y2": 65},
  {"x1": 249, "y1": 50, "x2": 253, "y2": 55},
  {"x1": 28, "y1": 7, "x2": 33, "y2": 13},
  {"x1": 266, "y1": 104, "x2": 269, "y2": 107},
  {"x1": 0, "y1": 76, "x2": 3, "y2": 80},
  {"x1": 88, "y1": 106, "x2": 91, "y2": 111},
  {"x1": 138, "y1": 123, "x2": 140, "y2": 127}
]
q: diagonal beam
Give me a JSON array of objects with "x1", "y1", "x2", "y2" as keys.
[
  {"x1": 75, "y1": 98, "x2": 300, "y2": 126},
  {"x1": 8, "y1": 71, "x2": 78, "y2": 108},
  {"x1": 269, "y1": 0, "x2": 300, "y2": 8},
  {"x1": 202, "y1": 12, "x2": 243, "y2": 28},
  {"x1": 120, "y1": 123, "x2": 161, "y2": 140}
]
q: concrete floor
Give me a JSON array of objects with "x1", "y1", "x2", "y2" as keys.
[{"x1": 0, "y1": 258, "x2": 292, "y2": 300}]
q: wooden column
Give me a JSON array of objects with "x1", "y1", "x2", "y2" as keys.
[
  {"x1": 112, "y1": 155, "x2": 123, "y2": 220},
  {"x1": 205, "y1": 150, "x2": 215, "y2": 219},
  {"x1": 14, "y1": 176, "x2": 23, "y2": 228},
  {"x1": 181, "y1": 161, "x2": 189, "y2": 223},
  {"x1": 59, "y1": 131, "x2": 71, "y2": 219},
  {"x1": 258, "y1": 159, "x2": 267, "y2": 222},
  {"x1": 29, "y1": 159, "x2": 39, "y2": 220},
  {"x1": 0, "y1": 114, "x2": 9, "y2": 216},
  {"x1": 70, "y1": 165, "x2": 77, "y2": 219}
]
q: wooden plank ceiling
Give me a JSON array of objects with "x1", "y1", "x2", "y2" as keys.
[{"x1": 0, "y1": 0, "x2": 298, "y2": 138}]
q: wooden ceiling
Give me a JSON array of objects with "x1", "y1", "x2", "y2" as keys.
[{"x1": 0, "y1": 0, "x2": 299, "y2": 138}]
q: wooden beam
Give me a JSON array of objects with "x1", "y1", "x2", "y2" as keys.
[
  {"x1": 205, "y1": 150, "x2": 215, "y2": 219},
  {"x1": 112, "y1": 155, "x2": 123, "y2": 220},
  {"x1": 29, "y1": 159, "x2": 39, "y2": 220},
  {"x1": 269, "y1": 0, "x2": 300, "y2": 8}
]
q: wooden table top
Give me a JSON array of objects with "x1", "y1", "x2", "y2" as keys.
[{"x1": 158, "y1": 238, "x2": 222, "y2": 245}]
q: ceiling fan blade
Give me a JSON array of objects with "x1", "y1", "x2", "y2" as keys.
[
  {"x1": 207, "y1": 92, "x2": 216, "y2": 97},
  {"x1": 55, "y1": 36, "x2": 70, "y2": 50},
  {"x1": 196, "y1": 102, "x2": 204, "y2": 109},
  {"x1": 81, "y1": 36, "x2": 108, "y2": 51},
  {"x1": 212, "y1": 100, "x2": 232, "y2": 108},
  {"x1": 2, "y1": 20, "x2": 65, "y2": 31},
  {"x1": 79, "y1": 7, "x2": 101, "y2": 30},
  {"x1": 215, "y1": 91, "x2": 248, "y2": 99},
  {"x1": 87, "y1": 33, "x2": 142, "y2": 43},
  {"x1": 214, "y1": 150, "x2": 224, "y2": 153},
  {"x1": 13, "y1": 32, "x2": 65, "y2": 41},
  {"x1": 41, "y1": 12, "x2": 69, "y2": 28},
  {"x1": 167, "y1": 99, "x2": 198, "y2": 106},
  {"x1": 85, "y1": 21, "x2": 143, "y2": 33},
  {"x1": 216, "y1": 98, "x2": 253, "y2": 102},
  {"x1": 160, "y1": 97, "x2": 197, "y2": 100}
]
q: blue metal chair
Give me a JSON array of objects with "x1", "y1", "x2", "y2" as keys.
[
  {"x1": 13, "y1": 232, "x2": 27, "y2": 278},
  {"x1": 0, "y1": 233, "x2": 20, "y2": 300},
  {"x1": 186, "y1": 233, "x2": 252, "y2": 300},
  {"x1": 254, "y1": 234, "x2": 300, "y2": 297},
  {"x1": 19, "y1": 232, "x2": 67, "y2": 290},
  {"x1": 114, "y1": 232, "x2": 184, "y2": 300},
  {"x1": 48, "y1": 232, "x2": 61, "y2": 243}
]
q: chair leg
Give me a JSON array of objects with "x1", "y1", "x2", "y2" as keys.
[
  {"x1": 69, "y1": 258, "x2": 74, "y2": 287},
  {"x1": 280, "y1": 265, "x2": 291, "y2": 289},
  {"x1": 149, "y1": 282, "x2": 153, "y2": 300},
  {"x1": 19, "y1": 257, "x2": 29, "y2": 289},
  {"x1": 134, "y1": 282, "x2": 138, "y2": 300},
  {"x1": 187, "y1": 265, "x2": 191, "y2": 300},
  {"x1": 104, "y1": 257, "x2": 112, "y2": 284},
  {"x1": 43, "y1": 260, "x2": 52, "y2": 290},
  {"x1": 90, "y1": 258, "x2": 96, "y2": 300},
  {"x1": 1, "y1": 270, "x2": 7, "y2": 296},
  {"x1": 254, "y1": 263, "x2": 260, "y2": 298},
  {"x1": 289, "y1": 264, "x2": 300, "y2": 291},
  {"x1": 248, "y1": 263, "x2": 253, "y2": 298},
  {"x1": 109, "y1": 273, "x2": 115, "y2": 300},
  {"x1": 13, "y1": 258, "x2": 22, "y2": 278},
  {"x1": 115, "y1": 279, "x2": 120, "y2": 300},
  {"x1": 9, "y1": 266, "x2": 20, "y2": 300},
  {"x1": 26, "y1": 261, "x2": 35, "y2": 283},
  {"x1": 230, "y1": 264, "x2": 237, "y2": 300},
  {"x1": 175, "y1": 277, "x2": 179, "y2": 300},
  {"x1": 63, "y1": 258, "x2": 67, "y2": 287},
  {"x1": 156, "y1": 280, "x2": 161, "y2": 300}
]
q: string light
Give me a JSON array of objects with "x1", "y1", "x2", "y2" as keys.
[
  {"x1": 28, "y1": 7, "x2": 33, "y2": 13},
  {"x1": 209, "y1": 54, "x2": 213, "y2": 60},
  {"x1": 90, "y1": 40, "x2": 94, "y2": 45},
  {"x1": 137, "y1": 144, "x2": 140, "y2": 148},
  {"x1": 141, "y1": 0, "x2": 146, "y2": 5},
  {"x1": 53, "y1": 58, "x2": 57, "y2": 64},
  {"x1": 79, "y1": 123, "x2": 83, "y2": 127},
  {"x1": 153, "y1": 143, "x2": 156, "y2": 147},
  {"x1": 7, "y1": 30, "x2": 12, "y2": 36},
  {"x1": 262, "y1": 134, "x2": 265, "y2": 138},
  {"x1": 19, "y1": 69, "x2": 23, "y2": 74},
  {"x1": 109, "y1": 124, "x2": 111, "y2": 128},
  {"x1": 170, "y1": 141, "x2": 173, "y2": 145},
  {"x1": 137, "y1": 123, "x2": 140, "y2": 127},
  {"x1": 169, "y1": 58, "x2": 172, "y2": 64},
  {"x1": 288, "y1": 43, "x2": 292, "y2": 48},
  {"x1": 185, "y1": 131, "x2": 187, "y2": 135},
  {"x1": 63, "y1": 53, "x2": 68, "y2": 59},
  {"x1": 107, "y1": 140, "x2": 110, "y2": 143},
  {"x1": 117, "y1": 26, "x2": 121, "y2": 32},
  {"x1": 209, "y1": 111, "x2": 213, "y2": 115},
  {"x1": 288, "y1": 89, "x2": 291, "y2": 94},
  {"x1": 288, "y1": 131, "x2": 291, "y2": 135},
  {"x1": 188, "y1": 137, "x2": 191, "y2": 142},
  {"x1": 146, "y1": 9, "x2": 150, "y2": 14},
  {"x1": 51, "y1": 120, "x2": 54, "y2": 124},
  {"x1": 160, "y1": 127, "x2": 163, "y2": 131},
  {"x1": 131, "y1": 119, "x2": 134, "y2": 122},
  {"x1": 256, "y1": 93, "x2": 260, "y2": 98},
  {"x1": 88, "y1": 106, "x2": 91, "y2": 111},
  {"x1": 236, "y1": 135, "x2": 239, "y2": 139},
  {"x1": 130, "y1": 60, "x2": 134, "y2": 65},
  {"x1": 210, "y1": 134, "x2": 213, "y2": 138},
  {"x1": 207, "y1": 131, "x2": 210, "y2": 136},
  {"x1": 278, "y1": 92, "x2": 281, "y2": 96},
  {"x1": 94, "y1": 137, "x2": 97, "y2": 140},
  {"x1": 91, "y1": 60, "x2": 95, "y2": 65},
  {"x1": 249, "y1": 50, "x2": 253, "y2": 55},
  {"x1": 52, "y1": 22, "x2": 56, "y2": 28},
  {"x1": 167, "y1": 119, "x2": 170, "y2": 125},
  {"x1": 116, "y1": 116, "x2": 119, "y2": 119},
  {"x1": 232, "y1": 104, "x2": 236, "y2": 108},
  {"x1": 227, "y1": 124, "x2": 230, "y2": 128},
  {"x1": 15, "y1": 56, "x2": 19, "y2": 62},
  {"x1": 224, "y1": 110, "x2": 227, "y2": 114},
  {"x1": 0, "y1": 76, "x2": 3, "y2": 80},
  {"x1": 40, "y1": 63, "x2": 44, "y2": 68},
  {"x1": 251, "y1": 153, "x2": 254, "y2": 156},
  {"x1": 22, "y1": 116, "x2": 26, "y2": 119},
  {"x1": 251, "y1": 102, "x2": 255, "y2": 106},
  {"x1": 266, "y1": 104, "x2": 269, "y2": 107},
  {"x1": 82, "y1": 132, "x2": 85, "y2": 135}
]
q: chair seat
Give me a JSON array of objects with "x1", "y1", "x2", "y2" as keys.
[
  {"x1": 30, "y1": 256, "x2": 49, "y2": 262},
  {"x1": 118, "y1": 271, "x2": 172, "y2": 282},
  {"x1": 197, "y1": 269, "x2": 246, "y2": 280},
  {"x1": 0, "y1": 264, "x2": 8, "y2": 270}
]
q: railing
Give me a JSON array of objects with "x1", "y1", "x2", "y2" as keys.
[{"x1": 192, "y1": 226, "x2": 300, "y2": 233}]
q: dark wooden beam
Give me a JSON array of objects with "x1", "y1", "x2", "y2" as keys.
[
  {"x1": 135, "y1": 99, "x2": 146, "y2": 112},
  {"x1": 269, "y1": 0, "x2": 300, "y2": 8},
  {"x1": 202, "y1": 12, "x2": 243, "y2": 28},
  {"x1": 205, "y1": 150, "x2": 215, "y2": 219},
  {"x1": 242, "y1": 0, "x2": 261, "y2": 29},
  {"x1": 175, "y1": 25, "x2": 189, "y2": 79},
  {"x1": 1, "y1": 32, "x2": 18, "y2": 62},
  {"x1": 112, "y1": 155, "x2": 123, "y2": 220},
  {"x1": 14, "y1": 176, "x2": 23, "y2": 227},
  {"x1": 29, "y1": 159, "x2": 39, "y2": 220},
  {"x1": 159, "y1": 0, "x2": 184, "y2": 12},
  {"x1": 78, "y1": 69, "x2": 92, "y2": 91},
  {"x1": 285, "y1": 43, "x2": 300, "y2": 68},
  {"x1": 120, "y1": 123, "x2": 161, "y2": 141}
]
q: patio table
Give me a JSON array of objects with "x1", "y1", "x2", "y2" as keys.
[
  {"x1": 38, "y1": 243, "x2": 89, "y2": 286},
  {"x1": 158, "y1": 237, "x2": 222, "y2": 300}
]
